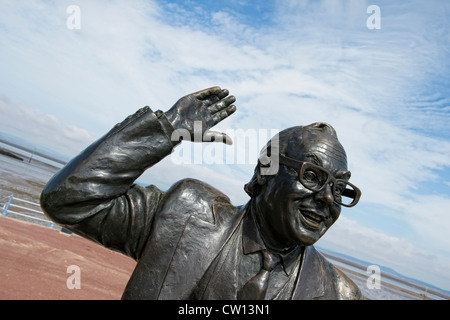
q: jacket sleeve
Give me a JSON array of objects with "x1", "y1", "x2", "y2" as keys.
[{"x1": 40, "y1": 106, "x2": 180, "y2": 260}]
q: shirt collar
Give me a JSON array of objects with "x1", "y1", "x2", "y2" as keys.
[{"x1": 242, "y1": 204, "x2": 303, "y2": 276}]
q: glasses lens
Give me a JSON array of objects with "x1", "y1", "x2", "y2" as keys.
[
  {"x1": 300, "y1": 163, "x2": 329, "y2": 191},
  {"x1": 297, "y1": 160, "x2": 361, "y2": 207},
  {"x1": 334, "y1": 181, "x2": 358, "y2": 206}
]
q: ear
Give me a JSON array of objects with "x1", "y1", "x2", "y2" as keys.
[{"x1": 244, "y1": 166, "x2": 268, "y2": 197}]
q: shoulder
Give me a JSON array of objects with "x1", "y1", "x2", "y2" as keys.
[
  {"x1": 314, "y1": 249, "x2": 364, "y2": 300},
  {"x1": 332, "y1": 266, "x2": 365, "y2": 299},
  {"x1": 157, "y1": 178, "x2": 235, "y2": 223},
  {"x1": 165, "y1": 178, "x2": 231, "y2": 205}
]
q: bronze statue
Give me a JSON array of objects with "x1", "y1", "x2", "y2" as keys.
[{"x1": 40, "y1": 87, "x2": 363, "y2": 299}]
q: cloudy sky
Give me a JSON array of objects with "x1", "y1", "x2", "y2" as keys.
[{"x1": 1, "y1": 0, "x2": 450, "y2": 291}]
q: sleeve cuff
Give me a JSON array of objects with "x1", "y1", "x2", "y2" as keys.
[{"x1": 154, "y1": 109, "x2": 181, "y2": 148}]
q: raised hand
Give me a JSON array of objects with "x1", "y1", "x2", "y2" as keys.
[{"x1": 165, "y1": 87, "x2": 236, "y2": 145}]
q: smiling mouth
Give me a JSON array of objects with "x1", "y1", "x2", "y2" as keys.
[{"x1": 298, "y1": 209, "x2": 324, "y2": 231}]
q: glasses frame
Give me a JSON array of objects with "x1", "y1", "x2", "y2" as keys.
[{"x1": 278, "y1": 153, "x2": 361, "y2": 207}]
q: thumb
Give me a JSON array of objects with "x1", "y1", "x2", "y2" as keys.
[{"x1": 203, "y1": 130, "x2": 233, "y2": 145}]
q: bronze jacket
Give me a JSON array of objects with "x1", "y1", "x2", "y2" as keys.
[{"x1": 40, "y1": 107, "x2": 363, "y2": 300}]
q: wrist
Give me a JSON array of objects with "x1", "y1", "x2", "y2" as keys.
[
  {"x1": 164, "y1": 109, "x2": 178, "y2": 127},
  {"x1": 155, "y1": 109, "x2": 182, "y2": 147}
]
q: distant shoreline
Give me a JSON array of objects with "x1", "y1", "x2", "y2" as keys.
[
  {"x1": 0, "y1": 147, "x2": 23, "y2": 161},
  {"x1": 0, "y1": 137, "x2": 67, "y2": 166},
  {"x1": 321, "y1": 250, "x2": 450, "y2": 300},
  {"x1": 336, "y1": 265, "x2": 434, "y2": 300},
  {"x1": 0, "y1": 145, "x2": 62, "y2": 173}
]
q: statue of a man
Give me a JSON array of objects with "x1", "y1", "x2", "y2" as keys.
[{"x1": 41, "y1": 86, "x2": 363, "y2": 299}]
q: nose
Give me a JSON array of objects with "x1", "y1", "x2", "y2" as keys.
[{"x1": 314, "y1": 183, "x2": 334, "y2": 207}]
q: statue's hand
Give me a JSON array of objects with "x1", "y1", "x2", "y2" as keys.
[{"x1": 165, "y1": 86, "x2": 236, "y2": 145}]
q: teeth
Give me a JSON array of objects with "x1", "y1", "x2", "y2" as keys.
[
  {"x1": 299, "y1": 210, "x2": 323, "y2": 230},
  {"x1": 303, "y1": 211, "x2": 322, "y2": 223}
]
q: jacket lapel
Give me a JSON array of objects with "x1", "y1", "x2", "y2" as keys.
[
  {"x1": 158, "y1": 202, "x2": 244, "y2": 299},
  {"x1": 292, "y1": 246, "x2": 328, "y2": 299}
]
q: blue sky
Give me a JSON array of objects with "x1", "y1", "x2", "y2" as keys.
[{"x1": 1, "y1": 0, "x2": 450, "y2": 292}]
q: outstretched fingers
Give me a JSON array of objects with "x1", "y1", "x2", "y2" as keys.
[
  {"x1": 217, "y1": 89, "x2": 229, "y2": 100},
  {"x1": 200, "y1": 89, "x2": 230, "y2": 106},
  {"x1": 208, "y1": 94, "x2": 236, "y2": 113},
  {"x1": 192, "y1": 86, "x2": 237, "y2": 127},
  {"x1": 210, "y1": 94, "x2": 237, "y2": 124},
  {"x1": 194, "y1": 86, "x2": 222, "y2": 100},
  {"x1": 211, "y1": 103, "x2": 237, "y2": 125}
]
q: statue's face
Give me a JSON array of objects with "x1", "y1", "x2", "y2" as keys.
[{"x1": 256, "y1": 131, "x2": 350, "y2": 249}]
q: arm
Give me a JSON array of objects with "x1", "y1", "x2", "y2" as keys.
[{"x1": 40, "y1": 87, "x2": 236, "y2": 260}]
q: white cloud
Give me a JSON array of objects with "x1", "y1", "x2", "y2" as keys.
[
  {"x1": 403, "y1": 196, "x2": 450, "y2": 250},
  {"x1": 0, "y1": 97, "x2": 95, "y2": 158}
]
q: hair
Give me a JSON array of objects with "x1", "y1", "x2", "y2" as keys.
[{"x1": 244, "y1": 122, "x2": 340, "y2": 197}]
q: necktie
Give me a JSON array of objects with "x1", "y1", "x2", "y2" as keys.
[{"x1": 237, "y1": 250, "x2": 280, "y2": 300}]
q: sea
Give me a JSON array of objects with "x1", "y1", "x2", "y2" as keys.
[{"x1": 0, "y1": 137, "x2": 449, "y2": 300}]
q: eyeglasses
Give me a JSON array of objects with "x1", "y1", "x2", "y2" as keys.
[{"x1": 278, "y1": 153, "x2": 361, "y2": 207}]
